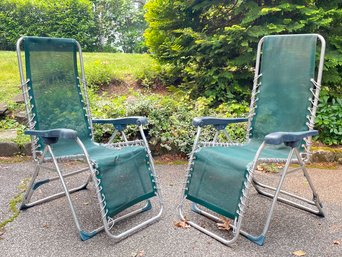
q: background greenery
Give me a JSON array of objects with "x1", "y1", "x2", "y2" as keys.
[
  {"x1": 0, "y1": 51, "x2": 156, "y2": 104},
  {"x1": 0, "y1": 0, "x2": 147, "y2": 53},
  {"x1": 0, "y1": 0, "x2": 98, "y2": 51},
  {"x1": 145, "y1": 0, "x2": 341, "y2": 102},
  {"x1": 0, "y1": 0, "x2": 340, "y2": 152},
  {"x1": 144, "y1": 0, "x2": 342, "y2": 145}
]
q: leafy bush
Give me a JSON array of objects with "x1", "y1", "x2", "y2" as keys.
[
  {"x1": 89, "y1": 91, "x2": 249, "y2": 155},
  {"x1": 315, "y1": 91, "x2": 342, "y2": 145},
  {"x1": 0, "y1": 0, "x2": 98, "y2": 51},
  {"x1": 144, "y1": 0, "x2": 341, "y2": 104}
]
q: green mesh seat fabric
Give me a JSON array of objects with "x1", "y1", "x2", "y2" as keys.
[
  {"x1": 185, "y1": 35, "x2": 318, "y2": 219},
  {"x1": 24, "y1": 37, "x2": 156, "y2": 218},
  {"x1": 186, "y1": 141, "x2": 290, "y2": 219}
]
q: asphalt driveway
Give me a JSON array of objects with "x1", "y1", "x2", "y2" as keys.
[{"x1": 0, "y1": 161, "x2": 341, "y2": 257}]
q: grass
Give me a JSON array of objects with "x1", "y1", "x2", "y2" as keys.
[
  {"x1": 0, "y1": 178, "x2": 29, "y2": 234},
  {"x1": 0, "y1": 51, "x2": 157, "y2": 105},
  {"x1": 0, "y1": 51, "x2": 21, "y2": 105},
  {"x1": 83, "y1": 52, "x2": 158, "y2": 80}
]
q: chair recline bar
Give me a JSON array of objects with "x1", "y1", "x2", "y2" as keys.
[
  {"x1": 17, "y1": 36, "x2": 163, "y2": 241},
  {"x1": 178, "y1": 34, "x2": 325, "y2": 246}
]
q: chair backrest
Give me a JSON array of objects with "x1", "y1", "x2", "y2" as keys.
[
  {"x1": 19, "y1": 37, "x2": 92, "y2": 149},
  {"x1": 249, "y1": 34, "x2": 324, "y2": 147}
]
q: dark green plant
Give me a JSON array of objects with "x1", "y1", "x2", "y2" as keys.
[
  {"x1": 144, "y1": 0, "x2": 341, "y2": 105},
  {"x1": 315, "y1": 90, "x2": 342, "y2": 145},
  {"x1": 89, "y1": 92, "x2": 249, "y2": 155}
]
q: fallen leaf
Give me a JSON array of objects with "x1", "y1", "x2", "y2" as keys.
[
  {"x1": 43, "y1": 224, "x2": 49, "y2": 229},
  {"x1": 256, "y1": 164, "x2": 265, "y2": 172},
  {"x1": 83, "y1": 202, "x2": 89, "y2": 205},
  {"x1": 175, "y1": 219, "x2": 190, "y2": 229},
  {"x1": 131, "y1": 250, "x2": 145, "y2": 257},
  {"x1": 333, "y1": 240, "x2": 341, "y2": 245},
  {"x1": 0, "y1": 229, "x2": 5, "y2": 237},
  {"x1": 216, "y1": 218, "x2": 231, "y2": 231},
  {"x1": 292, "y1": 250, "x2": 306, "y2": 256}
]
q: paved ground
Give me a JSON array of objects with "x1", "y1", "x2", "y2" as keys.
[{"x1": 0, "y1": 161, "x2": 341, "y2": 257}]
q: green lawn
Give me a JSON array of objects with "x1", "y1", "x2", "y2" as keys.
[
  {"x1": 83, "y1": 52, "x2": 157, "y2": 80},
  {"x1": 0, "y1": 51, "x2": 157, "y2": 105},
  {"x1": 0, "y1": 52, "x2": 21, "y2": 105}
]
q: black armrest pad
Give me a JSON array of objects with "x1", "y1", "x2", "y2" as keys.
[
  {"x1": 93, "y1": 116, "x2": 148, "y2": 125},
  {"x1": 25, "y1": 129, "x2": 78, "y2": 145},
  {"x1": 264, "y1": 131, "x2": 318, "y2": 145},
  {"x1": 25, "y1": 128, "x2": 78, "y2": 139},
  {"x1": 92, "y1": 117, "x2": 148, "y2": 131},
  {"x1": 193, "y1": 117, "x2": 248, "y2": 129}
]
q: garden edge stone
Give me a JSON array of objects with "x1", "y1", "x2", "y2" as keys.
[{"x1": 0, "y1": 140, "x2": 340, "y2": 164}]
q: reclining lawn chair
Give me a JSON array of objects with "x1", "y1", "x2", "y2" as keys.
[
  {"x1": 16, "y1": 36, "x2": 163, "y2": 240},
  {"x1": 178, "y1": 34, "x2": 325, "y2": 246}
]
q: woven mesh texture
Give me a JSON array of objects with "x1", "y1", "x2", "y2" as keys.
[
  {"x1": 186, "y1": 35, "x2": 318, "y2": 219},
  {"x1": 251, "y1": 35, "x2": 317, "y2": 139},
  {"x1": 186, "y1": 140, "x2": 290, "y2": 219},
  {"x1": 25, "y1": 37, "x2": 91, "y2": 141},
  {"x1": 24, "y1": 37, "x2": 155, "y2": 218}
]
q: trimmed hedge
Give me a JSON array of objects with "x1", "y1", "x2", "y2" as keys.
[{"x1": 0, "y1": 0, "x2": 98, "y2": 51}]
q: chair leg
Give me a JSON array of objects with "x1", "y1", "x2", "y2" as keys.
[
  {"x1": 47, "y1": 145, "x2": 89, "y2": 235},
  {"x1": 102, "y1": 195, "x2": 163, "y2": 241},
  {"x1": 178, "y1": 198, "x2": 242, "y2": 246},
  {"x1": 238, "y1": 148, "x2": 296, "y2": 245},
  {"x1": 20, "y1": 150, "x2": 90, "y2": 210},
  {"x1": 21, "y1": 145, "x2": 98, "y2": 240},
  {"x1": 243, "y1": 147, "x2": 324, "y2": 246},
  {"x1": 77, "y1": 200, "x2": 155, "y2": 241},
  {"x1": 252, "y1": 148, "x2": 324, "y2": 217}
]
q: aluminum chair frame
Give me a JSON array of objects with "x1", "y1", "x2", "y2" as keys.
[
  {"x1": 178, "y1": 34, "x2": 325, "y2": 246},
  {"x1": 16, "y1": 36, "x2": 163, "y2": 241}
]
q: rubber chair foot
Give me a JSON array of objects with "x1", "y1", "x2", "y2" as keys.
[
  {"x1": 246, "y1": 234, "x2": 266, "y2": 246},
  {"x1": 142, "y1": 200, "x2": 152, "y2": 212},
  {"x1": 80, "y1": 230, "x2": 97, "y2": 241},
  {"x1": 191, "y1": 203, "x2": 201, "y2": 214}
]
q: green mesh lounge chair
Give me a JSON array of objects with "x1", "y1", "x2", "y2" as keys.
[
  {"x1": 178, "y1": 34, "x2": 325, "y2": 246},
  {"x1": 16, "y1": 36, "x2": 163, "y2": 240}
]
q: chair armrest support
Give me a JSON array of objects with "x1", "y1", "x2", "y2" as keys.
[
  {"x1": 92, "y1": 116, "x2": 148, "y2": 131},
  {"x1": 264, "y1": 130, "x2": 318, "y2": 147},
  {"x1": 193, "y1": 117, "x2": 248, "y2": 130},
  {"x1": 25, "y1": 129, "x2": 78, "y2": 145}
]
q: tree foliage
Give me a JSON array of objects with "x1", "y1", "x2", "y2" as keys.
[
  {"x1": 93, "y1": 0, "x2": 147, "y2": 52},
  {"x1": 145, "y1": 0, "x2": 342, "y2": 103},
  {"x1": 0, "y1": 0, "x2": 98, "y2": 51}
]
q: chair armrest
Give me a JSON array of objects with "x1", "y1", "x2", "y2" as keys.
[
  {"x1": 25, "y1": 129, "x2": 78, "y2": 145},
  {"x1": 92, "y1": 116, "x2": 148, "y2": 131},
  {"x1": 264, "y1": 131, "x2": 318, "y2": 146},
  {"x1": 193, "y1": 117, "x2": 248, "y2": 130}
]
